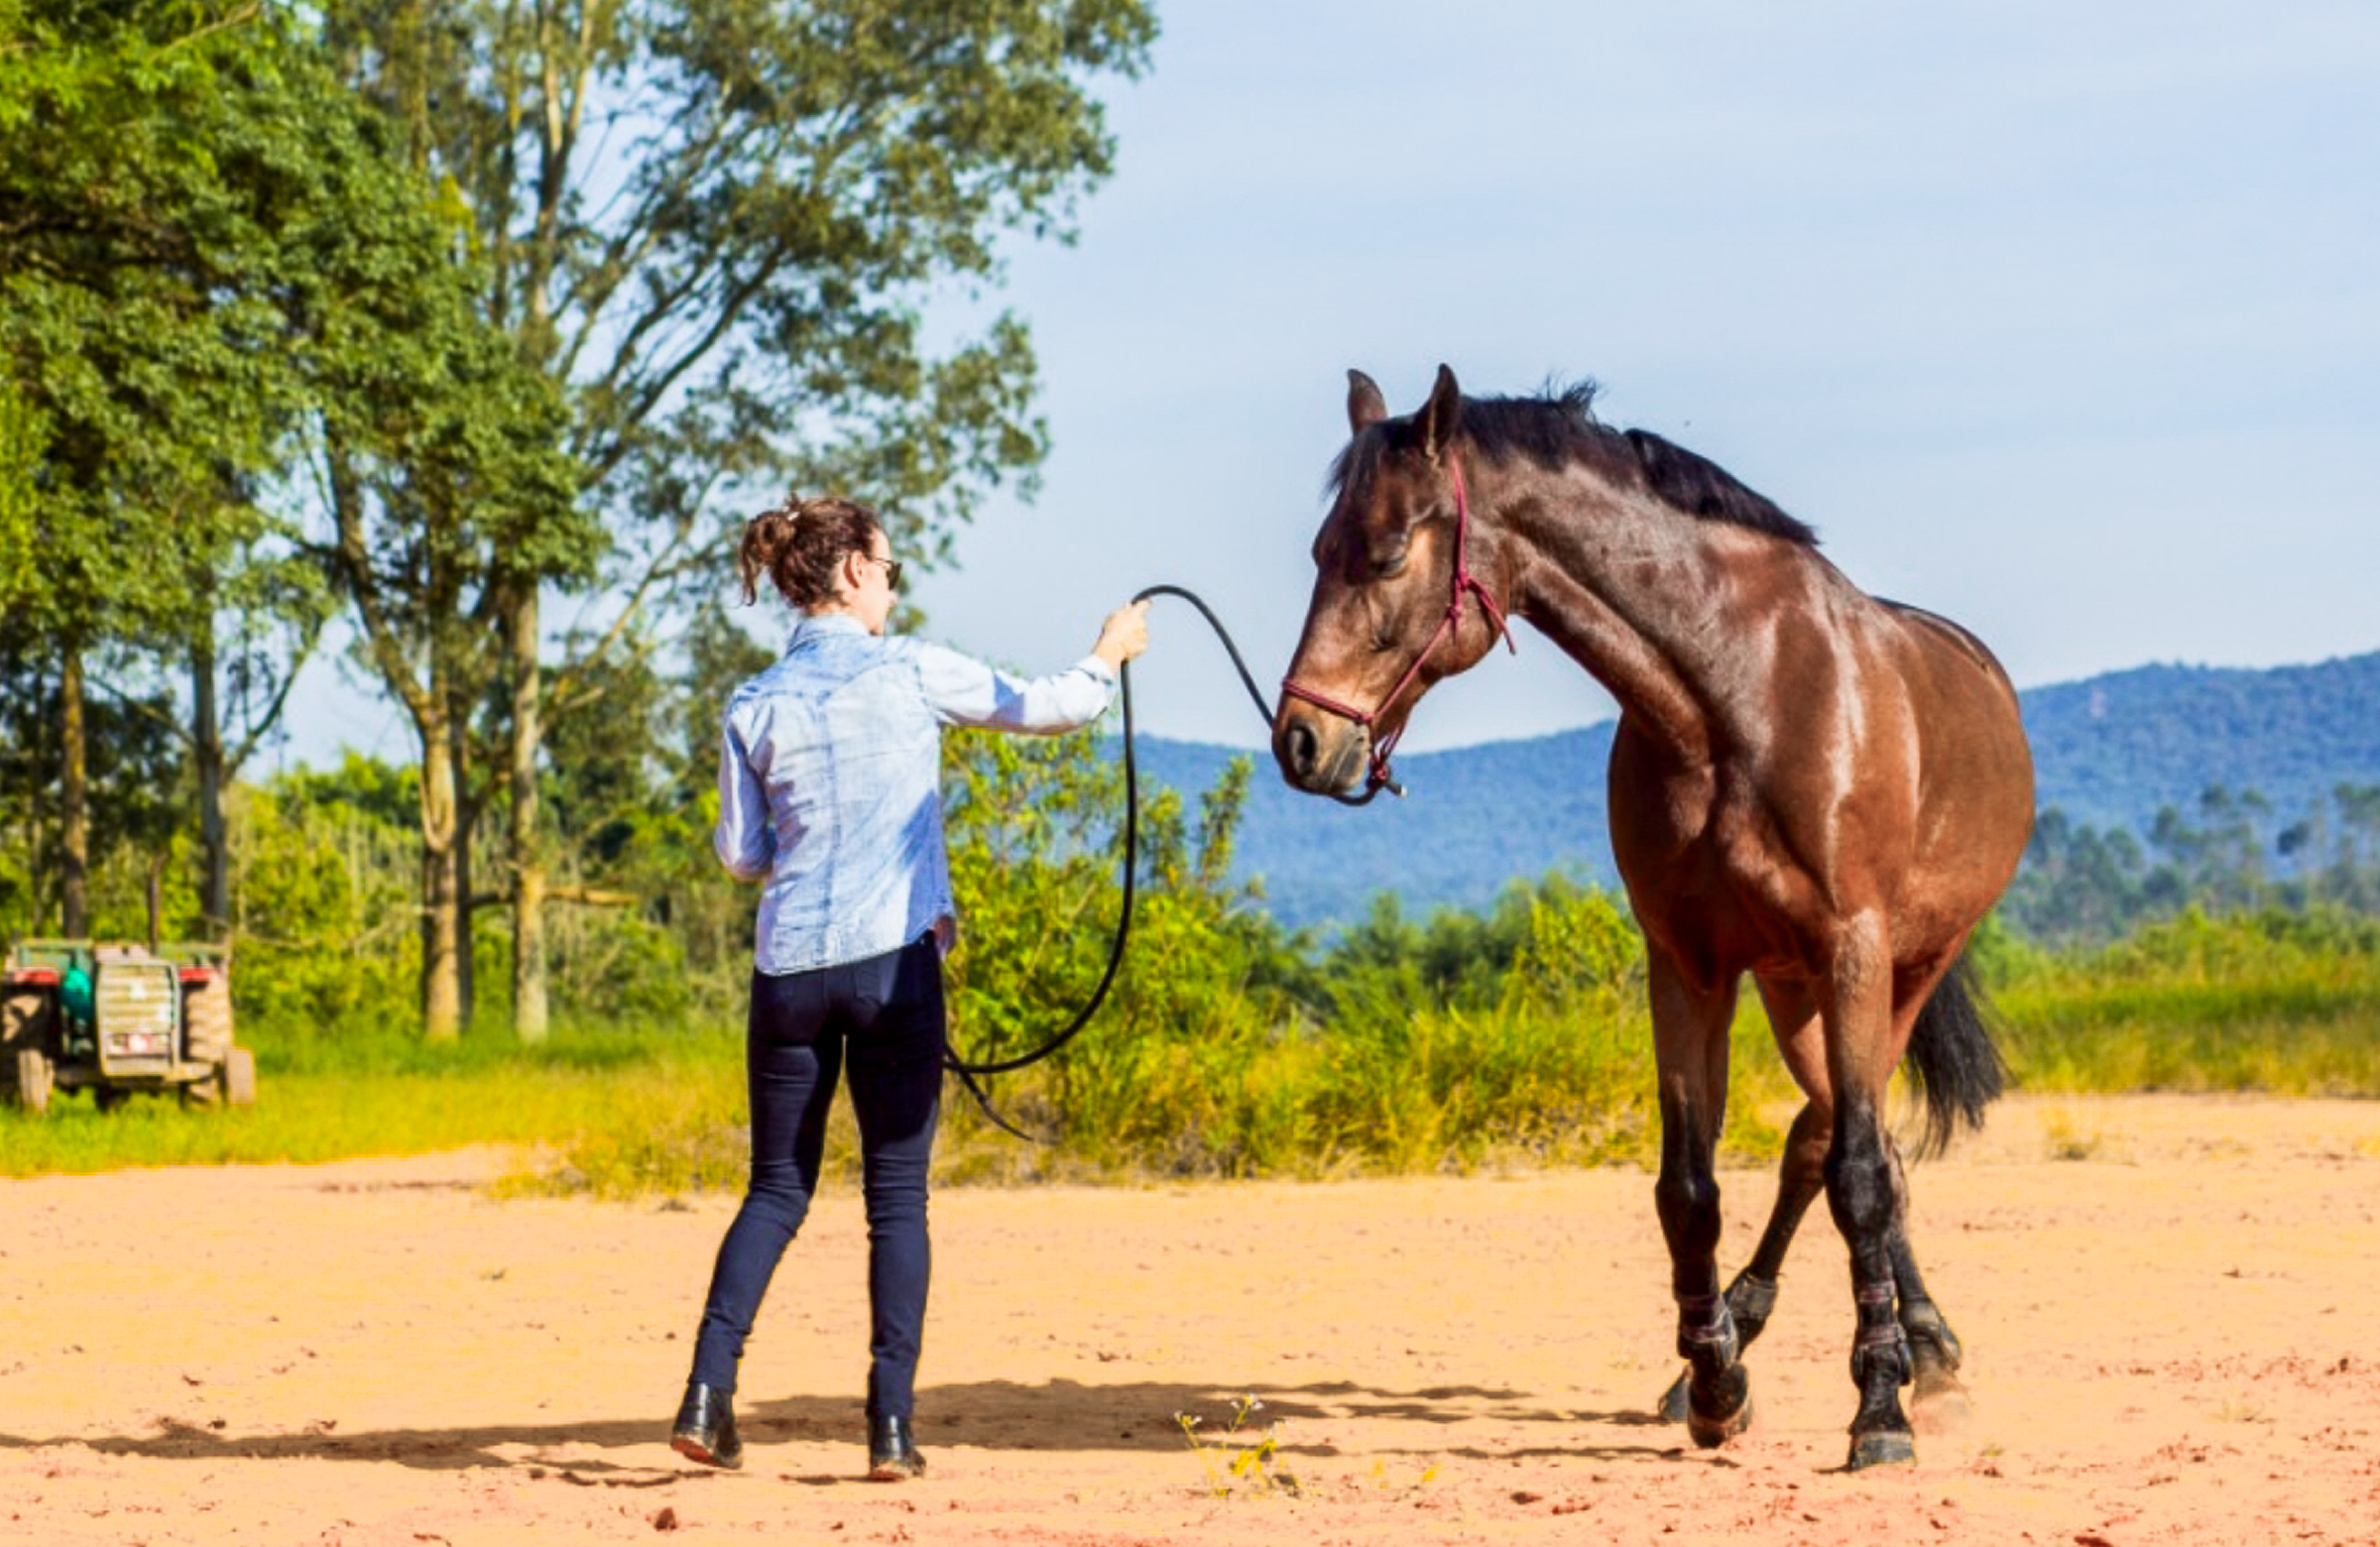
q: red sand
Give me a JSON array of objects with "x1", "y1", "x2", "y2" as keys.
[{"x1": 4, "y1": 1093, "x2": 2378, "y2": 1545}]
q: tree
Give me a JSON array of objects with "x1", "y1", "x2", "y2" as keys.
[
  {"x1": 2148, "y1": 784, "x2": 2275, "y2": 915},
  {"x1": 0, "y1": 372, "x2": 42, "y2": 607},
  {"x1": 3, "y1": 3, "x2": 583, "y2": 1028},
  {"x1": 313, "y1": 302, "x2": 584, "y2": 1038},
  {"x1": 323, "y1": 0, "x2": 1158, "y2": 1039},
  {"x1": 1, "y1": 0, "x2": 307, "y2": 935}
]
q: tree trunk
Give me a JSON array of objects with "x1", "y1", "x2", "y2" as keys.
[
  {"x1": 326, "y1": 446, "x2": 466, "y2": 1038},
  {"x1": 192, "y1": 635, "x2": 230, "y2": 935},
  {"x1": 416, "y1": 710, "x2": 464, "y2": 1040},
  {"x1": 452, "y1": 711, "x2": 476, "y2": 1032},
  {"x1": 60, "y1": 641, "x2": 87, "y2": 938},
  {"x1": 509, "y1": 584, "x2": 548, "y2": 1042}
]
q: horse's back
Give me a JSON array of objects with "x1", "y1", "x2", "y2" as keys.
[{"x1": 1876, "y1": 600, "x2": 2015, "y2": 692}]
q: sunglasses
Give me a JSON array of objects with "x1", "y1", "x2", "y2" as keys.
[{"x1": 857, "y1": 552, "x2": 904, "y2": 590}]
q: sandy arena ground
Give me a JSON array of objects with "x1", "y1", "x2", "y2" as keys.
[{"x1": 3, "y1": 1094, "x2": 2378, "y2": 1546}]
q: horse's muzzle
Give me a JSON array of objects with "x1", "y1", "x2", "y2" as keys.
[{"x1": 1273, "y1": 707, "x2": 1369, "y2": 796}]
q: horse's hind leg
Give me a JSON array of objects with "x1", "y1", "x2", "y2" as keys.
[
  {"x1": 1646, "y1": 950, "x2": 1755, "y2": 1448},
  {"x1": 1884, "y1": 1140, "x2": 1973, "y2": 1432}
]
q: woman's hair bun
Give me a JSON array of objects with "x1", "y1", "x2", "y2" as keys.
[{"x1": 737, "y1": 494, "x2": 884, "y2": 609}]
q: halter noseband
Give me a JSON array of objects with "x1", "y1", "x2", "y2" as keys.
[{"x1": 1279, "y1": 449, "x2": 1516, "y2": 795}]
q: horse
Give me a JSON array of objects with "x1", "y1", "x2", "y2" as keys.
[{"x1": 1272, "y1": 366, "x2": 2035, "y2": 1471}]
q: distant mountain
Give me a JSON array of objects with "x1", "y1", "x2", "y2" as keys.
[
  {"x1": 1127, "y1": 651, "x2": 2380, "y2": 931},
  {"x1": 2022, "y1": 654, "x2": 2380, "y2": 833}
]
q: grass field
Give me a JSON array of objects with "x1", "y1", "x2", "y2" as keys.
[
  {"x1": 1993, "y1": 907, "x2": 2380, "y2": 1096},
  {"x1": 6, "y1": 906, "x2": 2376, "y2": 1194}
]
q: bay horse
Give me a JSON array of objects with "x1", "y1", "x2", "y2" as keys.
[{"x1": 1273, "y1": 366, "x2": 2035, "y2": 1471}]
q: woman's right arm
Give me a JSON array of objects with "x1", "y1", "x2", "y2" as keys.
[
  {"x1": 915, "y1": 601, "x2": 1150, "y2": 735},
  {"x1": 713, "y1": 721, "x2": 774, "y2": 882}
]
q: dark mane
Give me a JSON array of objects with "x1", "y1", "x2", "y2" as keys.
[{"x1": 1333, "y1": 380, "x2": 1819, "y2": 547}]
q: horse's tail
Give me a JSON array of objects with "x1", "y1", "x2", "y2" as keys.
[{"x1": 1901, "y1": 950, "x2": 2007, "y2": 1159}]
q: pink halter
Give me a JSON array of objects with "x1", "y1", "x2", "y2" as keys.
[{"x1": 1279, "y1": 450, "x2": 1516, "y2": 794}]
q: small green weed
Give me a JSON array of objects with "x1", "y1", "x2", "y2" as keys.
[{"x1": 1174, "y1": 1394, "x2": 1300, "y2": 1498}]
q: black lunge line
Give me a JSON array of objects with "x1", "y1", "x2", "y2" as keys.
[{"x1": 941, "y1": 585, "x2": 1385, "y2": 1138}]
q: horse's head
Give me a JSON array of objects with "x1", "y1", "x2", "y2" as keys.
[{"x1": 1274, "y1": 364, "x2": 1514, "y2": 796}]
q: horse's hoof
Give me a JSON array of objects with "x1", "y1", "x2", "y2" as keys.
[
  {"x1": 1845, "y1": 1429, "x2": 1916, "y2": 1471},
  {"x1": 1686, "y1": 1387, "x2": 1754, "y2": 1449},
  {"x1": 1911, "y1": 1368, "x2": 1974, "y2": 1436},
  {"x1": 1656, "y1": 1369, "x2": 1691, "y2": 1423}
]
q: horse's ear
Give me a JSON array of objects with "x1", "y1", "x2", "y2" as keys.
[
  {"x1": 1416, "y1": 363, "x2": 1461, "y2": 462},
  {"x1": 1347, "y1": 370, "x2": 1388, "y2": 432}
]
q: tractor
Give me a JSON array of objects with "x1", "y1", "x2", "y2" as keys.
[{"x1": 2, "y1": 937, "x2": 256, "y2": 1115}]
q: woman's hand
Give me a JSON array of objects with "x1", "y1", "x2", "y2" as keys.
[{"x1": 1093, "y1": 599, "x2": 1151, "y2": 671}]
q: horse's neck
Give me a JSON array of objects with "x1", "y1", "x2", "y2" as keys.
[{"x1": 1500, "y1": 467, "x2": 1795, "y2": 767}]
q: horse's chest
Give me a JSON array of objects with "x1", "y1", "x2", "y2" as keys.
[{"x1": 1614, "y1": 772, "x2": 1817, "y2": 962}]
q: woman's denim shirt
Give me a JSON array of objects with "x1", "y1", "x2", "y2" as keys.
[{"x1": 715, "y1": 614, "x2": 1117, "y2": 975}]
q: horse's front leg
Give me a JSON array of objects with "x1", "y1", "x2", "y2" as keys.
[
  {"x1": 1647, "y1": 950, "x2": 1753, "y2": 1448},
  {"x1": 1657, "y1": 1098, "x2": 1827, "y2": 1421},
  {"x1": 1660, "y1": 976, "x2": 1830, "y2": 1422}
]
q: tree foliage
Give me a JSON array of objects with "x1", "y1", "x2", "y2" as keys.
[
  {"x1": 305, "y1": 0, "x2": 1156, "y2": 1036},
  {"x1": 2001, "y1": 782, "x2": 2380, "y2": 947}
]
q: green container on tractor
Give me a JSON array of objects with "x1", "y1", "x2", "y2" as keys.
[{"x1": 3, "y1": 938, "x2": 256, "y2": 1115}]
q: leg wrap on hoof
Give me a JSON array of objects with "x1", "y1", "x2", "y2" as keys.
[
  {"x1": 1848, "y1": 1329, "x2": 1912, "y2": 1390},
  {"x1": 1661, "y1": 1272, "x2": 1779, "y2": 1426},
  {"x1": 1724, "y1": 1272, "x2": 1780, "y2": 1346},
  {"x1": 1908, "y1": 1331, "x2": 1973, "y2": 1433},
  {"x1": 1675, "y1": 1294, "x2": 1742, "y2": 1367},
  {"x1": 1902, "y1": 1299, "x2": 1970, "y2": 1421},
  {"x1": 1901, "y1": 1299, "x2": 1964, "y2": 1373},
  {"x1": 1845, "y1": 1315, "x2": 1915, "y2": 1469},
  {"x1": 1675, "y1": 1295, "x2": 1753, "y2": 1446}
]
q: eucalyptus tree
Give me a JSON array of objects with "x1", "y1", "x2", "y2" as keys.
[
  {"x1": 0, "y1": 374, "x2": 41, "y2": 613},
  {"x1": 315, "y1": 320, "x2": 581, "y2": 1037},
  {"x1": 3, "y1": 2, "x2": 578, "y2": 1025},
  {"x1": 0, "y1": 0, "x2": 302, "y2": 936},
  {"x1": 323, "y1": 0, "x2": 1158, "y2": 1039}
]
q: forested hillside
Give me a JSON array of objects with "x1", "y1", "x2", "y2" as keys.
[{"x1": 1138, "y1": 651, "x2": 2380, "y2": 930}]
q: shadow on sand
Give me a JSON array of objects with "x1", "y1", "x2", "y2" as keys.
[{"x1": 0, "y1": 1375, "x2": 1687, "y2": 1479}]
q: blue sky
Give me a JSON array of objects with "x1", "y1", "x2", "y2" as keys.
[{"x1": 291, "y1": 0, "x2": 2380, "y2": 763}]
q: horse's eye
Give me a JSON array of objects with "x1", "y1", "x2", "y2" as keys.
[{"x1": 1369, "y1": 541, "x2": 1410, "y2": 580}]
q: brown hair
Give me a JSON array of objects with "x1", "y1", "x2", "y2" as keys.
[{"x1": 736, "y1": 494, "x2": 885, "y2": 609}]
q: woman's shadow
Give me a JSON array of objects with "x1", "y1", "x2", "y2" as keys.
[{"x1": 0, "y1": 1375, "x2": 1675, "y2": 1480}]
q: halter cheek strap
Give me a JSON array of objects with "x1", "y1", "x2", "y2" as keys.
[{"x1": 1279, "y1": 449, "x2": 1516, "y2": 794}]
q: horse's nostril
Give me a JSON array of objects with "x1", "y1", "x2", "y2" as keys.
[{"x1": 1286, "y1": 722, "x2": 1317, "y2": 777}]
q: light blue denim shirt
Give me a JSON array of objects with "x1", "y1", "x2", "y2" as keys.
[{"x1": 716, "y1": 614, "x2": 1118, "y2": 975}]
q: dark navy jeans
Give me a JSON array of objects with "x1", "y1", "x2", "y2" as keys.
[{"x1": 690, "y1": 936, "x2": 944, "y2": 1419}]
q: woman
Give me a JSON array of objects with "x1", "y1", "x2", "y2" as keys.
[{"x1": 671, "y1": 494, "x2": 1149, "y2": 1481}]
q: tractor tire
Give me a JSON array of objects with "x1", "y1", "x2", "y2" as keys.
[
  {"x1": 3, "y1": 986, "x2": 54, "y2": 1054},
  {"x1": 223, "y1": 1046, "x2": 257, "y2": 1108},
  {"x1": 180, "y1": 1072, "x2": 220, "y2": 1110},
  {"x1": 181, "y1": 973, "x2": 233, "y2": 1064},
  {"x1": 14, "y1": 1046, "x2": 53, "y2": 1116}
]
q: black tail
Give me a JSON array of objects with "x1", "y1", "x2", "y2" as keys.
[{"x1": 1901, "y1": 952, "x2": 2007, "y2": 1159}]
